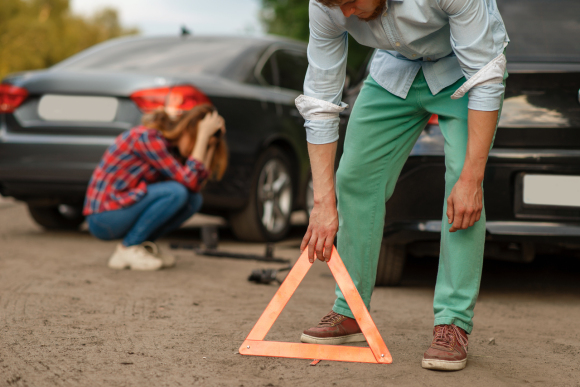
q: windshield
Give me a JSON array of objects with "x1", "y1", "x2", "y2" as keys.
[
  {"x1": 498, "y1": 0, "x2": 580, "y2": 62},
  {"x1": 54, "y1": 36, "x2": 255, "y2": 75}
]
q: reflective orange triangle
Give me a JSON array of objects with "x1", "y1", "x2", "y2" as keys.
[{"x1": 239, "y1": 247, "x2": 392, "y2": 364}]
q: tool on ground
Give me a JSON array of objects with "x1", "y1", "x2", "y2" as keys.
[
  {"x1": 169, "y1": 225, "x2": 290, "y2": 264},
  {"x1": 239, "y1": 248, "x2": 392, "y2": 364},
  {"x1": 248, "y1": 265, "x2": 292, "y2": 285}
]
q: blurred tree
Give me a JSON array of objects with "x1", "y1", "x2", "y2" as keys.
[
  {"x1": 0, "y1": 0, "x2": 139, "y2": 80},
  {"x1": 260, "y1": 0, "x2": 373, "y2": 84}
]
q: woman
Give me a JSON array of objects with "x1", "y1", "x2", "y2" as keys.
[{"x1": 83, "y1": 104, "x2": 228, "y2": 270}]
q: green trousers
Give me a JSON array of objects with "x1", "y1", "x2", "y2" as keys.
[{"x1": 332, "y1": 70, "x2": 504, "y2": 334}]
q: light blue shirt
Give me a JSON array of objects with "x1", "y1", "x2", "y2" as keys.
[{"x1": 298, "y1": 0, "x2": 510, "y2": 144}]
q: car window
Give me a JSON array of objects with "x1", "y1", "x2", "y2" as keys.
[
  {"x1": 275, "y1": 50, "x2": 308, "y2": 92},
  {"x1": 260, "y1": 53, "x2": 278, "y2": 86},
  {"x1": 497, "y1": 0, "x2": 580, "y2": 62},
  {"x1": 54, "y1": 37, "x2": 254, "y2": 76}
]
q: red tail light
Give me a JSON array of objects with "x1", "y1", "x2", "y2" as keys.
[
  {"x1": 428, "y1": 114, "x2": 439, "y2": 125},
  {"x1": 0, "y1": 84, "x2": 29, "y2": 113},
  {"x1": 130, "y1": 85, "x2": 211, "y2": 115}
]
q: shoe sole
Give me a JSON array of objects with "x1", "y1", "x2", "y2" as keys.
[
  {"x1": 421, "y1": 358, "x2": 467, "y2": 371},
  {"x1": 108, "y1": 259, "x2": 162, "y2": 271},
  {"x1": 300, "y1": 333, "x2": 366, "y2": 345}
]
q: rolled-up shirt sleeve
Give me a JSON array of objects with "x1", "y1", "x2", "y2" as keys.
[
  {"x1": 297, "y1": 0, "x2": 349, "y2": 144},
  {"x1": 441, "y1": 0, "x2": 509, "y2": 111}
]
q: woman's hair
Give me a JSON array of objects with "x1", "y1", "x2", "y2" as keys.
[{"x1": 142, "y1": 104, "x2": 228, "y2": 181}]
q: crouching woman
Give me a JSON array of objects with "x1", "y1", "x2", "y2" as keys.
[{"x1": 83, "y1": 104, "x2": 227, "y2": 270}]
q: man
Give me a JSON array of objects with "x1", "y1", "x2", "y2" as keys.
[{"x1": 295, "y1": 0, "x2": 508, "y2": 371}]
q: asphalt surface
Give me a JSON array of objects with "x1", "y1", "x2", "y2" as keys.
[{"x1": 1, "y1": 198, "x2": 579, "y2": 387}]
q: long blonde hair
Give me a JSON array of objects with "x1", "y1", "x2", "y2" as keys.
[{"x1": 142, "y1": 105, "x2": 228, "y2": 181}]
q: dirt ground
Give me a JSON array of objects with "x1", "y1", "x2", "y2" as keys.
[{"x1": 1, "y1": 198, "x2": 580, "y2": 387}]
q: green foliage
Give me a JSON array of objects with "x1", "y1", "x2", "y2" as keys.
[
  {"x1": 0, "y1": 0, "x2": 139, "y2": 80},
  {"x1": 260, "y1": 0, "x2": 373, "y2": 81}
]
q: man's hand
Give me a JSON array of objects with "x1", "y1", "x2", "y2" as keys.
[
  {"x1": 447, "y1": 108, "x2": 499, "y2": 232},
  {"x1": 446, "y1": 176, "x2": 483, "y2": 232},
  {"x1": 301, "y1": 141, "x2": 338, "y2": 263},
  {"x1": 301, "y1": 200, "x2": 338, "y2": 263}
]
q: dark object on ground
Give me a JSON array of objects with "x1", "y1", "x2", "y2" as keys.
[
  {"x1": 170, "y1": 241, "x2": 289, "y2": 264},
  {"x1": 248, "y1": 266, "x2": 291, "y2": 285},
  {"x1": 201, "y1": 225, "x2": 219, "y2": 249},
  {"x1": 0, "y1": 35, "x2": 312, "y2": 242},
  {"x1": 195, "y1": 247, "x2": 289, "y2": 264}
]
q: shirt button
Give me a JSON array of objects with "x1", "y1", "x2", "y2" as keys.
[
  {"x1": 426, "y1": 57, "x2": 431, "y2": 61},
  {"x1": 412, "y1": 54, "x2": 417, "y2": 57},
  {"x1": 395, "y1": 42, "x2": 401, "y2": 47}
]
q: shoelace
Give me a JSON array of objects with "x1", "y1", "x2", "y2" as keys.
[
  {"x1": 317, "y1": 311, "x2": 345, "y2": 327},
  {"x1": 432, "y1": 325, "x2": 468, "y2": 350}
]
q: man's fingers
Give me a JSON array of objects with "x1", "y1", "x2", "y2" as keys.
[
  {"x1": 450, "y1": 204, "x2": 464, "y2": 233},
  {"x1": 461, "y1": 209, "x2": 472, "y2": 229},
  {"x1": 300, "y1": 228, "x2": 312, "y2": 253},
  {"x1": 446, "y1": 197, "x2": 454, "y2": 225},
  {"x1": 308, "y1": 237, "x2": 317, "y2": 263},
  {"x1": 315, "y1": 236, "x2": 327, "y2": 262},
  {"x1": 323, "y1": 237, "x2": 334, "y2": 262}
]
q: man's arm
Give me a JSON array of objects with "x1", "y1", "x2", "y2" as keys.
[
  {"x1": 441, "y1": 0, "x2": 508, "y2": 231},
  {"x1": 297, "y1": 0, "x2": 349, "y2": 262},
  {"x1": 300, "y1": 142, "x2": 338, "y2": 262},
  {"x1": 446, "y1": 109, "x2": 498, "y2": 232}
]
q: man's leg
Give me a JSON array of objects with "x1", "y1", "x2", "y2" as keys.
[
  {"x1": 302, "y1": 73, "x2": 431, "y2": 344},
  {"x1": 423, "y1": 75, "x2": 505, "y2": 334},
  {"x1": 332, "y1": 73, "x2": 432, "y2": 318},
  {"x1": 420, "y1": 75, "x2": 505, "y2": 370}
]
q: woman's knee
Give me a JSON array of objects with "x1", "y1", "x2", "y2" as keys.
[
  {"x1": 186, "y1": 192, "x2": 203, "y2": 214},
  {"x1": 154, "y1": 181, "x2": 189, "y2": 207},
  {"x1": 87, "y1": 215, "x2": 122, "y2": 241}
]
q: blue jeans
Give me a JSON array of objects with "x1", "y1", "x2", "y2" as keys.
[{"x1": 87, "y1": 181, "x2": 203, "y2": 246}]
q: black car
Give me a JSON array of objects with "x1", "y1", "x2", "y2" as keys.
[
  {"x1": 340, "y1": 0, "x2": 580, "y2": 285},
  {"x1": 0, "y1": 35, "x2": 311, "y2": 242}
]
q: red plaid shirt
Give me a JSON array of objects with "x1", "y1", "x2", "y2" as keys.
[{"x1": 83, "y1": 126, "x2": 208, "y2": 215}]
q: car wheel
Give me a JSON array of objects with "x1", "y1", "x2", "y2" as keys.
[
  {"x1": 229, "y1": 147, "x2": 294, "y2": 242},
  {"x1": 305, "y1": 174, "x2": 314, "y2": 217},
  {"x1": 375, "y1": 240, "x2": 406, "y2": 286},
  {"x1": 27, "y1": 203, "x2": 85, "y2": 230}
]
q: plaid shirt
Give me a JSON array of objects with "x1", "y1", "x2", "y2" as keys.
[{"x1": 83, "y1": 126, "x2": 208, "y2": 216}]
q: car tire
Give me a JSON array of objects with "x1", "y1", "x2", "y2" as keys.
[
  {"x1": 305, "y1": 174, "x2": 314, "y2": 217},
  {"x1": 229, "y1": 147, "x2": 294, "y2": 242},
  {"x1": 375, "y1": 240, "x2": 406, "y2": 286},
  {"x1": 27, "y1": 203, "x2": 85, "y2": 230}
]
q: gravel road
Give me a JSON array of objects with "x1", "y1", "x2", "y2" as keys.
[{"x1": 1, "y1": 199, "x2": 579, "y2": 387}]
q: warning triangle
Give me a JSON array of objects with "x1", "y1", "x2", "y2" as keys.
[{"x1": 239, "y1": 247, "x2": 392, "y2": 364}]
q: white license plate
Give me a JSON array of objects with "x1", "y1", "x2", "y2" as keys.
[
  {"x1": 38, "y1": 95, "x2": 118, "y2": 122},
  {"x1": 523, "y1": 174, "x2": 580, "y2": 207}
]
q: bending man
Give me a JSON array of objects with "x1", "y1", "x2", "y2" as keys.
[{"x1": 296, "y1": 0, "x2": 508, "y2": 371}]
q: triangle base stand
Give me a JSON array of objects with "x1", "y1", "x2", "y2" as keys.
[{"x1": 239, "y1": 248, "x2": 392, "y2": 364}]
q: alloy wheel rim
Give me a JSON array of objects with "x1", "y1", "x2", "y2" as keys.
[
  {"x1": 306, "y1": 176, "x2": 314, "y2": 216},
  {"x1": 257, "y1": 159, "x2": 292, "y2": 234}
]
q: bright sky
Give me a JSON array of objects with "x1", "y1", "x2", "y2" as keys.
[{"x1": 70, "y1": 0, "x2": 264, "y2": 36}]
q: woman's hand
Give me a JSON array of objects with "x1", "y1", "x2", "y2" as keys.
[
  {"x1": 198, "y1": 111, "x2": 225, "y2": 140},
  {"x1": 191, "y1": 111, "x2": 225, "y2": 170}
]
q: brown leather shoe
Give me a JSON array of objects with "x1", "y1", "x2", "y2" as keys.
[
  {"x1": 300, "y1": 311, "x2": 366, "y2": 345},
  {"x1": 422, "y1": 324, "x2": 469, "y2": 371}
]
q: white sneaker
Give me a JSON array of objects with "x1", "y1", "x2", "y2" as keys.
[
  {"x1": 141, "y1": 241, "x2": 176, "y2": 268},
  {"x1": 108, "y1": 243, "x2": 163, "y2": 271}
]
